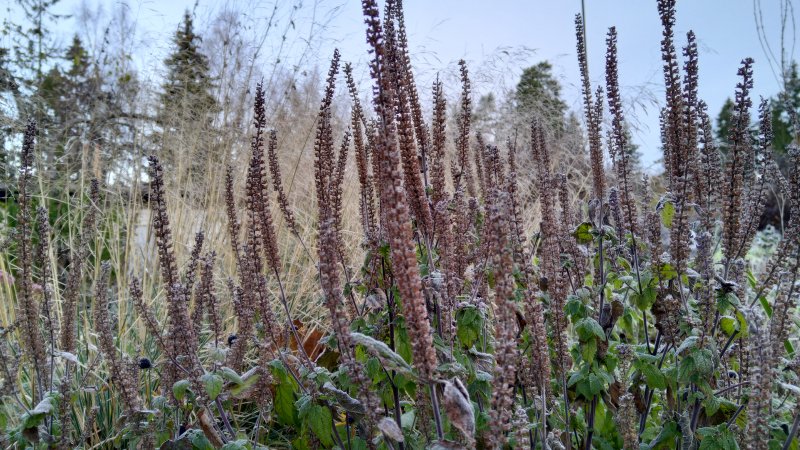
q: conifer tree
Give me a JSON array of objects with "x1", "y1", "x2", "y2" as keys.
[
  {"x1": 160, "y1": 11, "x2": 218, "y2": 130},
  {"x1": 158, "y1": 11, "x2": 219, "y2": 174}
]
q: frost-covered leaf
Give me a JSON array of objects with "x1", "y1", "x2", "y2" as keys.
[{"x1": 350, "y1": 332, "x2": 415, "y2": 377}]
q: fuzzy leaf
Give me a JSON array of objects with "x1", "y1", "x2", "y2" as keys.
[
  {"x1": 638, "y1": 363, "x2": 667, "y2": 390},
  {"x1": 173, "y1": 380, "x2": 192, "y2": 402},
  {"x1": 660, "y1": 200, "x2": 675, "y2": 227},
  {"x1": 632, "y1": 286, "x2": 658, "y2": 310},
  {"x1": 378, "y1": 417, "x2": 405, "y2": 442},
  {"x1": 21, "y1": 395, "x2": 57, "y2": 429},
  {"x1": 200, "y1": 373, "x2": 223, "y2": 401},
  {"x1": 572, "y1": 222, "x2": 594, "y2": 244},
  {"x1": 697, "y1": 424, "x2": 739, "y2": 450},
  {"x1": 219, "y1": 367, "x2": 243, "y2": 385},
  {"x1": 442, "y1": 378, "x2": 475, "y2": 439},
  {"x1": 54, "y1": 351, "x2": 80, "y2": 364},
  {"x1": 575, "y1": 317, "x2": 605, "y2": 342},
  {"x1": 220, "y1": 440, "x2": 250, "y2": 450},
  {"x1": 350, "y1": 332, "x2": 415, "y2": 377},
  {"x1": 298, "y1": 401, "x2": 334, "y2": 447},
  {"x1": 719, "y1": 316, "x2": 739, "y2": 336},
  {"x1": 321, "y1": 382, "x2": 365, "y2": 417},
  {"x1": 270, "y1": 361, "x2": 298, "y2": 425}
]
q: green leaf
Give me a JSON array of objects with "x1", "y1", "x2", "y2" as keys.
[
  {"x1": 230, "y1": 371, "x2": 260, "y2": 398},
  {"x1": 220, "y1": 440, "x2": 251, "y2": 450},
  {"x1": 350, "y1": 332, "x2": 415, "y2": 377},
  {"x1": 270, "y1": 361, "x2": 299, "y2": 425},
  {"x1": 719, "y1": 316, "x2": 739, "y2": 336},
  {"x1": 456, "y1": 306, "x2": 483, "y2": 348},
  {"x1": 21, "y1": 395, "x2": 58, "y2": 430},
  {"x1": 693, "y1": 348, "x2": 715, "y2": 377},
  {"x1": 659, "y1": 263, "x2": 678, "y2": 280},
  {"x1": 697, "y1": 424, "x2": 739, "y2": 450},
  {"x1": 648, "y1": 420, "x2": 680, "y2": 449},
  {"x1": 576, "y1": 373, "x2": 604, "y2": 399},
  {"x1": 189, "y1": 429, "x2": 215, "y2": 450},
  {"x1": 298, "y1": 402, "x2": 334, "y2": 447},
  {"x1": 573, "y1": 222, "x2": 594, "y2": 244},
  {"x1": 173, "y1": 380, "x2": 192, "y2": 401},
  {"x1": 632, "y1": 286, "x2": 658, "y2": 310},
  {"x1": 660, "y1": 200, "x2": 675, "y2": 228},
  {"x1": 679, "y1": 347, "x2": 715, "y2": 383},
  {"x1": 703, "y1": 394, "x2": 721, "y2": 417},
  {"x1": 219, "y1": 367, "x2": 243, "y2": 385},
  {"x1": 395, "y1": 318, "x2": 414, "y2": 363},
  {"x1": 575, "y1": 317, "x2": 605, "y2": 342},
  {"x1": 676, "y1": 336, "x2": 699, "y2": 355},
  {"x1": 565, "y1": 295, "x2": 587, "y2": 320},
  {"x1": 200, "y1": 373, "x2": 223, "y2": 401},
  {"x1": 581, "y1": 338, "x2": 597, "y2": 362},
  {"x1": 759, "y1": 296, "x2": 773, "y2": 318},
  {"x1": 638, "y1": 362, "x2": 667, "y2": 390}
]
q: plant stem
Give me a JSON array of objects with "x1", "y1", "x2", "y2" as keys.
[
  {"x1": 585, "y1": 396, "x2": 597, "y2": 450},
  {"x1": 782, "y1": 409, "x2": 800, "y2": 450},
  {"x1": 215, "y1": 397, "x2": 235, "y2": 440},
  {"x1": 430, "y1": 383, "x2": 444, "y2": 441}
]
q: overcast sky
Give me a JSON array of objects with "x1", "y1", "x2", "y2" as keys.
[{"x1": 7, "y1": 0, "x2": 796, "y2": 170}]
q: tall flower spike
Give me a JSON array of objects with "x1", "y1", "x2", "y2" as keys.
[
  {"x1": 247, "y1": 82, "x2": 281, "y2": 274},
  {"x1": 129, "y1": 277, "x2": 167, "y2": 357},
  {"x1": 147, "y1": 155, "x2": 198, "y2": 392},
  {"x1": 756, "y1": 146, "x2": 800, "y2": 300},
  {"x1": 94, "y1": 263, "x2": 141, "y2": 413},
  {"x1": 576, "y1": 14, "x2": 606, "y2": 202},
  {"x1": 314, "y1": 49, "x2": 341, "y2": 229},
  {"x1": 695, "y1": 101, "x2": 722, "y2": 230},
  {"x1": 315, "y1": 48, "x2": 381, "y2": 428},
  {"x1": 658, "y1": 0, "x2": 685, "y2": 192},
  {"x1": 732, "y1": 97, "x2": 772, "y2": 261},
  {"x1": 453, "y1": 60, "x2": 476, "y2": 197},
  {"x1": 721, "y1": 58, "x2": 755, "y2": 264},
  {"x1": 331, "y1": 131, "x2": 351, "y2": 259},
  {"x1": 384, "y1": 2, "x2": 432, "y2": 234},
  {"x1": 224, "y1": 165, "x2": 241, "y2": 262},
  {"x1": 605, "y1": 27, "x2": 638, "y2": 238},
  {"x1": 395, "y1": 0, "x2": 432, "y2": 189},
  {"x1": 430, "y1": 78, "x2": 448, "y2": 210},
  {"x1": 487, "y1": 193, "x2": 519, "y2": 448},
  {"x1": 61, "y1": 178, "x2": 100, "y2": 356},
  {"x1": 345, "y1": 63, "x2": 378, "y2": 243},
  {"x1": 668, "y1": 30, "x2": 700, "y2": 272},
  {"x1": 35, "y1": 207, "x2": 56, "y2": 386},
  {"x1": 505, "y1": 137, "x2": 526, "y2": 264},
  {"x1": 147, "y1": 155, "x2": 180, "y2": 297},
  {"x1": 184, "y1": 231, "x2": 205, "y2": 295},
  {"x1": 267, "y1": 129, "x2": 299, "y2": 235},
  {"x1": 16, "y1": 120, "x2": 46, "y2": 403},
  {"x1": 474, "y1": 132, "x2": 487, "y2": 199},
  {"x1": 531, "y1": 121, "x2": 570, "y2": 377},
  {"x1": 188, "y1": 233, "x2": 207, "y2": 339},
  {"x1": 744, "y1": 321, "x2": 772, "y2": 450},
  {"x1": 360, "y1": 0, "x2": 438, "y2": 380},
  {"x1": 200, "y1": 252, "x2": 221, "y2": 347}
]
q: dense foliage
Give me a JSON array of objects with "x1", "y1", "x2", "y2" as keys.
[{"x1": 2, "y1": 0, "x2": 800, "y2": 449}]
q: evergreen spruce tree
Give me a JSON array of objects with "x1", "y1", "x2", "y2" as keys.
[
  {"x1": 159, "y1": 11, "x2": 219, "y2": 174},
  {"x1": 515, "y1": 61, "x2": 568, "y2": 136},
  {"x1": 159, "y1": 11, "x2": 218, "y2": 128}
]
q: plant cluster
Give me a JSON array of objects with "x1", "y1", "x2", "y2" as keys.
[{"x1": 2, "y1": 0, "x2": 800, "y2": 449}]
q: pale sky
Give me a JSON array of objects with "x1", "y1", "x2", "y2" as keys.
[{"x1": 6, "y1": 0, "x2": 795, "y2": 170}]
